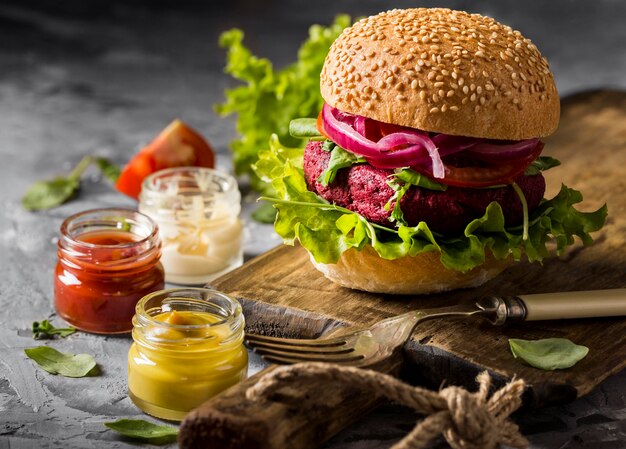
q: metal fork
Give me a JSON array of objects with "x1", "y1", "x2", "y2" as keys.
[{"x1": 245, "y1": 289, "x2": 626, "y2": 366}]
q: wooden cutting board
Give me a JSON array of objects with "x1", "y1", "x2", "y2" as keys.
[{"x1": 211, "y1": 90, "x2": 626, "y2": 407}]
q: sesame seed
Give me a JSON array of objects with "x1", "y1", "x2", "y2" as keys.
[
  {"x1": 411, "y1": 80, "x2": 418, "y2": 90},
  {"x1": 463, "y1": 85, "x2": 469, "y2": 94},
  {"x1": 419, "y1": 91, "x2": 427, "y2": 100},
  {"x1": 396, "y1": 94, "x2": 407, "y2": 101},
  {"x1": 450, "y1": 105, "x2": 459, "y2": 111},
  {"x1": 441, "y1": 104, "x2": 448, "y2": 112},
  {"x1": 447, "y1": 90, "x2": 455, "y2": 97},
  {"x1": 429, "y1": 107, "x2": 440, "y2": 113},
  {"x1": 470, "y1": 93, "x2": 477, "y2": 101}
]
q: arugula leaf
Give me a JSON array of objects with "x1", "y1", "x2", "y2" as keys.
[
  {"x1": 289, "y1": 118, "x2": 323, "y2": 139},
  {"x1": 22, "y1": 155, "x2": 92, "y2": 210},
  {"x1": 32, "y1": 320, "x2": 76, "y2": 340},
  {"x1": 385, "y1": 169, "x2": 447, "y2": 226},
  {"x1": 393, "y1": 168, "x2": 447, "y2": 191},
  {"x1": 319, "y1": 145, "x2": 366, "y2": 186},
  {"x1": 24, "y1": 347, "x2": 97, "y2": 377},
  {"x1": 216, "y1": 15, "x2": 351, "y2": 193},
  {"x1": 105, "y1": 419, "x2": 178, "y2": 445},
  {"x1": 251, "y1": 203, "x2": 277, "y2": 224},
  {"x1": 94, "y1": 157, "x2": 121, "y2": 183},
  {"x1": 525, "y1": 156, "x2": 561, "y2": 176},
  {"x1": 322, "y1": 140, "x2": 335, "y2": 152},
  {"x1": 509, "y1": 338, "x2": 589, "y2": 370},
  {"x1": 253, "y1": 135, "x2": 607, "y2": 271}
]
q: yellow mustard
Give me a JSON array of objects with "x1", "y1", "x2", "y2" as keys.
[{"x1": 128, "y1": 288, "x2": 247, "y2": 421}]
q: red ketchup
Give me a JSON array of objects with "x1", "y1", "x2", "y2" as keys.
[{"x1": 54, "y1": 209, "x2": 164, "y2": 334}]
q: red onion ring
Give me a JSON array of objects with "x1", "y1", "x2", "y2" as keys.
[
  {"x1": 466, "y1": 139, "x2": 541, "y2": 162},
  {"x1": 320, "y1": 103, "x2": 541, "y2": 179},
  {"x1": 321, "y1": 104, "x2": 446, "y2": 178}
]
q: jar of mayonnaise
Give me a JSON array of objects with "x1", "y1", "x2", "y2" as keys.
[{"x1": 139, "y1": 167, "x2": 243, "y2": 285}]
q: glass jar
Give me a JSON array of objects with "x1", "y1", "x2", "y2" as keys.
[
  {"x1": 128, "y1": 288, "x2": 248, "y2": 421},
  {"x1": 54, "y1": 208, "x2": 164, "y2": 334},
  {"x1": 138, "y1": 167, "x2": 243, "y2": 285}
]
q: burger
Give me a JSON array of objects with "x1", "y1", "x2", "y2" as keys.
[{"x1": 255, "y1": 8, "x2": 606, "y2": 294}]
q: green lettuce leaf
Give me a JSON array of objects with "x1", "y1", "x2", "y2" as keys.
[
  {"x1": 216, "y1": 16, "x2": 351, "y2": 192},
  {"x1": 253, "y1": 136, "x2": 607, "y2": 271},
  {"x1": 319, "y1": 143, "x2": 367, "y2": 185}
]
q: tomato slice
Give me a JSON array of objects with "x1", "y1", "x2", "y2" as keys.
[
  {"x1": 410, "y1": 142, "x2": 544, "y2": 187},
  {"x1": 116, "y1": 119, "x2": 215, "y2": 199}
]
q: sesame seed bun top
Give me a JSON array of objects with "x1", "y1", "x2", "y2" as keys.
[{"x1": 320, "y1": 8, "x2": 560, "y2": 140}]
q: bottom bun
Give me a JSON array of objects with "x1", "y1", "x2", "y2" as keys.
[{"x1": 309, "y1": 246, "x2": 511, "y2": 295}]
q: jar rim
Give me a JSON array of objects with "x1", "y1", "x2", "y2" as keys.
[
  {"x1": 135, "y1": 287, "x2": 243, "y2": 330},
  {"x1": 141, "y1": 167, "x2": 238, "y2": 199},
  {"x1": 59, "y1": 207, "x2": 159, "y2": 250}
]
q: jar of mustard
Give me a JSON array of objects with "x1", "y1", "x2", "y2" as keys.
[{"x1": 128, "y1": 288, "x2": 248, "y2": 421}]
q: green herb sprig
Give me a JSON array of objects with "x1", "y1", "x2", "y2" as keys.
[
  {"x1": 22, "y1": 156, "x2": 121, "y2": 211},
  {"x1": 32, "y1": 320, "x2": 76, "y2": 340}
]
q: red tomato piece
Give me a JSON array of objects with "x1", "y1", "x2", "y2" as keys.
[
  {"x1": 116, "y1": 119, "x2": 215, "y2": 199},
  {"x1": 411, "y1": 142, "x2": 544, "y2": 188}
]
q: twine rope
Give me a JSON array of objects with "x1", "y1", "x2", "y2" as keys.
[{"x1": 246, "y1": 362, "x2": 528, "y2": 449}]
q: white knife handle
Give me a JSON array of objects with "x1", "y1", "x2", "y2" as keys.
[{"x1": 518, "y1": 289, "x2": 626, "y2": 321}]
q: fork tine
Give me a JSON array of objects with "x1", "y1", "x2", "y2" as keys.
[
  {"x1": 245, "y1": 333, "x2": 348, "y2": 348},
  {"x1": 246, "y1": 339, "x2": 354, "y2": 354},
  {"x1": 255, "y1": 348, "x2": 365, "y2": 365}
]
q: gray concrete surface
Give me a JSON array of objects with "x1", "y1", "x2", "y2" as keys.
[{"x1": 1, "y1": 1, "x2": 624, "y2": 448}]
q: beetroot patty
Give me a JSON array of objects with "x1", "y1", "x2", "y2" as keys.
[{"x1": 303, "y1": 140, "x2": 546, "y2": 235}]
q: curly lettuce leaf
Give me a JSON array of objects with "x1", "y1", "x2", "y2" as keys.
[
  {"x1": 253, "y1": 136, "x2": 607, "y2": 271},
  {"x1": 216, "y1": 16, "x2": 351, "y2": 192}
]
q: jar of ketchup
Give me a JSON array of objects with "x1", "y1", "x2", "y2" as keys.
[{"x1": 54, "y1": 208, "x2": 164, "y2": 334}]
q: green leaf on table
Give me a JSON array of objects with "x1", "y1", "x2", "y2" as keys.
[
  {"x1": 24, "y1": 346, "x2": 97, "y2": 377},
  {"x1": 508, "y1": 338, "x2": 589, "y2": 370},
  {"x1": 22, "y1": 178, "x2": 80, "y2": 211},
  {"x1": 251, "y1": 203, "x2": 277, "y2": 224},
  {"x1": 94, "y1": 157, "x2": 122, "y2": 183},
  {"x1": 32, "y1": 320, "x2": 76, "y2": 340},
  {"x1": 22, "y1": 155, "x2": 92, "y2": 210},
  {"x1": 105, "y1": 419, "x2": 178, "y2": 445}
]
